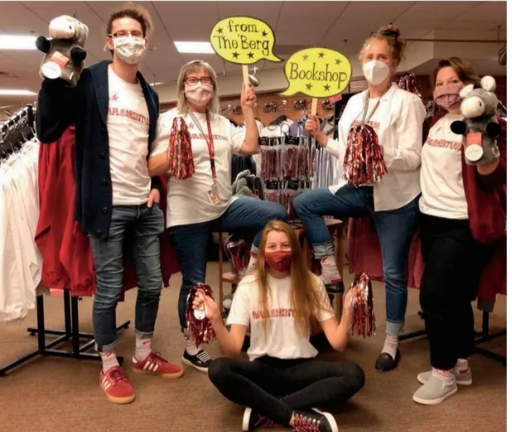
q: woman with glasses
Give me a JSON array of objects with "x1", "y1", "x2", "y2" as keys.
[{"x1": 148, "y1": 60, "x2": 287, "y2": 373}]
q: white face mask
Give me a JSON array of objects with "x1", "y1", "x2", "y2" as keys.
[
  {"x1": 112, "y1": 35, "x2": 146, "y2": 65},
  {"x1": 363, "y1": 60, "x2": 390, "y2": 85},
  {"x1": 185, "y1": 82, "x2": 214, "y2": 107}
]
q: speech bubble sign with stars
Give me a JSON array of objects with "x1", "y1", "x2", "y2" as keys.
[
  {"x1": 210, "y1": 16, "x2": 283, "y2": 65},
  {"x1": 281, "y1": 48, "x2": 352, "y2": 98}
]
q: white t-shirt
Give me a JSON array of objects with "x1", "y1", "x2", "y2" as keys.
[
  {"x1": 107, "y1": 66, "x2": 151, "y2": 206},
  {"x1": 227, "y1": 273, "x2": 335, "y2": 361},
  {"x1": 419, "y1": 114, "x2": 468, "y2": 219},
  {"x1": 326, "y1": 84, "x2": 426, "y2": 211},
  {"x1": 151, "y1": 109, "x2": 245, "y2": 227}
]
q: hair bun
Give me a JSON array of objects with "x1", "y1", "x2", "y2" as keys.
[{"x1": 378, "y1": 24, "x2": 401, "y2": 39}]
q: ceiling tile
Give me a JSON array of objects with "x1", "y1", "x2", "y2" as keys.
[
  {"x1": 395, "y1": 1, "x2": 480, "y2": 24},
  {"x1": 280, "y1": 1, "x2": 349, "y2": 18},
  {"x1": 455, "y1": 1, "x2": 507, "y2": 22},
  {"x1": 217, "y1": 2, "x2": 284, "y2": 28}
]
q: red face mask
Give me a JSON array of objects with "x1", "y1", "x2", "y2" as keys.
[{"x1": 265, "y1": 251, "x2": 293, "y2": 273}]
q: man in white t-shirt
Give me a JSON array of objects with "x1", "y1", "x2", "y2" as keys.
[{"x1": 36, "y1": 6, "x2": 182, "y2": 405}]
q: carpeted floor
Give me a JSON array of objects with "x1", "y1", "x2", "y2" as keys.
[{"x1": 0, "y1": 263, "x2": 506, "y2": 432}]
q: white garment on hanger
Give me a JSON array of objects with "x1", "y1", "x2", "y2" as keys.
[{"x1": 0, "y1": 139, "x2": 42, "y2": 322}]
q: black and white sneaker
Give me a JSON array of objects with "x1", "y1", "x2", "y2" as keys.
[
  {"x1": 242, "y1": 407, "x2": 274, "y2": 431},
  {"x1": 293, "y1": 409, "x2": 338, "y2": 432},
  {"x1": 182, "y1": 350, "x2": 212, "y2": 372}
]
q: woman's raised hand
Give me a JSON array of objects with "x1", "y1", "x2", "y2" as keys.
[
  {"x1": 305, "y1": 115, "x2": 321, "y2": 137},
  {"x1": 241, "y1": 82, "x2": 257, "y2": 110}
]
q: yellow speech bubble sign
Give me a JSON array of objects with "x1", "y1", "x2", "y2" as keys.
[
  {"x1": 281, "y1": 48, "x2": 352, "y2": 98},
  {"x1": 210, "y1": 16, "x2": 282, "y2": 65}
]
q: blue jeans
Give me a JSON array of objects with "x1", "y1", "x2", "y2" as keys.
[
  {"x1": 169, "y1": 198, "x2": 288, "y2": 331},
  {"x1": 293, "y1": 186, "x2": 419, "y2": 335},
  {"x1": 89, "y1": 204, "x2": 164, "y2": 352}
]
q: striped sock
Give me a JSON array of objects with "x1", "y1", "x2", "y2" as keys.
[
  {"x1": 320, "y1": 255, "x2": 342, "y2": 285},
  {"x1": 100, "y1": 351, "x2": 119, "y2": 372},
  {"x1": 134, "y1": 336, "x2": 152, "y2": 361}
]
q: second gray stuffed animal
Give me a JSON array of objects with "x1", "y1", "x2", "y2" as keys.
[{"x1": 450, "y1": 76, "x2": 502, "y2": 165}]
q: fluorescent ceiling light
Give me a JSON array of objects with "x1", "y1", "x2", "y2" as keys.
[
  {"x1": 0, "y1": 35, "x2": 38, "y2": 50},
  {"x1": 174, "y1": 41, "x2": 215, "y2": 54},
  {"x1": 0, "y1": 89, "x2": 36, "y2": 96},
  {"x1": 150, "y1": 82, "x2": 164, "y2": 87}
]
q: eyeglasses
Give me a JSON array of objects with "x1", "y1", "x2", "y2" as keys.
[
  {"x1": 185, "y1": 77, "x2": 212, "y2": 85},
  {"x1": 111, "y1": 30, "x2": 144, "y2": 39}
]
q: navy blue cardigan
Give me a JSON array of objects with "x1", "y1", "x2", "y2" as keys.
[{"x1": 36, "y1": 60, "x2": 161, "y2": 239}]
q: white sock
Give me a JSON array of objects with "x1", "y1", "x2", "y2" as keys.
[
  {"x1": 320, "y1": 256, "x2": 342, "y2": 285},
  {"x1": 100, "y1": 351, "x2": 120, "y2": 373},
  {"x1": 433, "y1": 368, "x2": 455, "y2": 383},
  {"x1": 184, "y1": 333, "x2": 200, "y2": 356},
  {"x1": 381, "y1": 334, "x2": 399, "y2": 359},
  {"x1": 456, "y1": 358, "x2": 469, "y2": 373},
  {"x1": 245, "y1": 247, "x2": 259, "y2": 275},
  {"x1": 134, "y1": 336, "x2": 152, "y2": 361}
]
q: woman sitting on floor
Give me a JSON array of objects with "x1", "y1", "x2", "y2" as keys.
[{"x1": 193, "y1": 220, "x2": 365, "y2": 432}]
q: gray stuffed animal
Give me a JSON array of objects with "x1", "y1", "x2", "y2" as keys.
[
  {"x1": 232, "y1": 170, "x2": 259, "y2": 199},
  {"x1": 450, "y1": 76, "x2": 502, "y2": 165},
  {"x1": 36, "y1": 15, "x2": 89, "y2": 87}
]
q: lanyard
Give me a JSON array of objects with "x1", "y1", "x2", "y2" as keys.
[
  {"x1": 360, "y1": 97, "x2": 381, "y2": 126},
  {"x1": 189, "y1": 112, "x2": 217, "y2": 181}
]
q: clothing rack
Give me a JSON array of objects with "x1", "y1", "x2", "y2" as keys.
[
  {"x1": 0, "y1": 291, "x2": 130, "y2": 376},
  {"x1": 0, "y1": 105, "x2": 130, "y2": 375},
  {"x1": 398, "y1": 309, "x2": 506, "y2": 366},
  {"x1": 0, "y1": 105, "x2": 34, "y2": 134}
]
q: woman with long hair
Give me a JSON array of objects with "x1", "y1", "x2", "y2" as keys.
[
  {"x1": 293, "y1": 24, "x2": 426, "y2": 372},
  {"x1": 148, "y1": 60, "x2": 287, "y2": 372},
  {"x1": 193, "y1": 220, "x2": 365, "y2": 432},
  {"x1": 413, "y1": 57, "x2": 506, "y2": 405}
]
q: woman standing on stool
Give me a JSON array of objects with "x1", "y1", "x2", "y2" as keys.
[
  {"x1": 194, "y1": 220, "x2": 365, "y2": 432},
  {"x1": 413, "y1": 58, "x2": 506, "y2": 405},
  {"x1": 149, "y1": 60, "x2": 287, "y2": 373},
  {"x1": 293, "y1": 25, "x2": 425, "y2": 372}
]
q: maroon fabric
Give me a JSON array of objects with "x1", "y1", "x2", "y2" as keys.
[
  {"x1": 348, "y1": 115, "x2": 507, "y2": 309},
  {"x1": 35, "y1": 127, "x2": 180, "y2": 297}
]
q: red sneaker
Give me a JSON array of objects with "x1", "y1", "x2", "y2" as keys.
[
  {"x1": 99, "y1": 366, "x2": 135, "y2": 404},
  {"x1": 132, "y1": 352, "x2": 184, "y2": 378}
]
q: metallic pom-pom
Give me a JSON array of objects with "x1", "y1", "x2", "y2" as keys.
[
  {"x1": 349, "y1": 273, "x2": 376, "y2": 338},
  {"x1": 185, "y1": 283, "x2": 216, "y2": 348}
]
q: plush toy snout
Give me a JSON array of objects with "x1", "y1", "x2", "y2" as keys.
[
  {"x1": 49, "y1": 16, "x2": 75, "y2": 39},
  {"x1": 461, "y1": 96, "x2": 486, "y2": 118}
]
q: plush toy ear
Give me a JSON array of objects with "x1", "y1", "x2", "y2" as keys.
[
  {"x1": 459, "y1": 84, "x2": 474, "y2": 99},
  {"x1": 451, "y1": 120, "x2": 467, "y2": 135},
  {"x1": 35, "y1": 36, "x2": 51, "y2": 54},
  {"x1": 486, "y1": 121, "x2": 502, "y2": 138},
  {"x1": 70, "y1": 47, "x2": 87, "y2": 63},
  {"x1": 481, "y1": 76, "x2": 497, "y2": 92}
]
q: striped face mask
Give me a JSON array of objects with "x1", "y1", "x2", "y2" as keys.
[{"x1": 433, "y1": 84, "x2": 463, "y2": 111}]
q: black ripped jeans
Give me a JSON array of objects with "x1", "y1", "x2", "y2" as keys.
[{"x1": 208, "y1": 355, "x2": 365, "y2": 426}]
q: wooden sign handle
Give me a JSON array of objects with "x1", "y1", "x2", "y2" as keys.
[
  {"x1": 311, "y1": 98, "x2": 318, "y2": 116},
  {"x1": 242, "y1": 65, "x2": 250, "y2": 85}
]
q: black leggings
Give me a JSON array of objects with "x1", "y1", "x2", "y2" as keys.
[
  {"x1": 419, "y1": 214, "x2": 491, "y2": 370},
  {"x1": 208, "y1": 356, "x2": 365, "y2": 426}
]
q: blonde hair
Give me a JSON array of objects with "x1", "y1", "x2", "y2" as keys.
[
  {"x1": 255, "y1": 220, "x2": 334, "y2": 339},
  {"x1": 176, "y1": 60, "x2": 220, "y2": 118},
  {"x1": 359, "y1": 24, "x2": 407, "y2": 65}
]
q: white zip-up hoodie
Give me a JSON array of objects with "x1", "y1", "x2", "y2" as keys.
[{"x1": 326, "y1": 83, "x2": 426, "y2": 211}]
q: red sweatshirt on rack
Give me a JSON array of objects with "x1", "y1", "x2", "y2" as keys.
[
  {"x1": 348, "y1": 116, "x2": 507, "y2": 312},
  {"x1": 35, "y1": 127, "x2": 180, "y2": 296}
]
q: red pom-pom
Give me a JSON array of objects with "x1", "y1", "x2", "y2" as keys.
[
  {"x1": 349, "y1": 273, "x2": 376, "y2": 338},
  {"x1": 185, "y1": 283, "x2": 216, "y2": 348},
  {"x1": 225, "y1": 237, "x2": 250, "y2": 277},
  {"x1": 168, "y1": 117, "x2": 195, "y2": 180},
  {"x1": 343, "y1": 125, "x2": 387, "y2": 186},
  {"x1": 398, "y1": 72, "x2": 421, "y2": 98}
]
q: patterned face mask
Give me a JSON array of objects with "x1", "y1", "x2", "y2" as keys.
[{"x1": 433, "y1": 84, "x2": 463, "y2": 111}]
